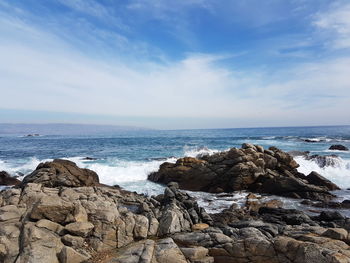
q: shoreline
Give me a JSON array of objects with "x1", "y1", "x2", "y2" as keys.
[{"x1": 1, "y1": 152, "x2": 350, "y2": 262}]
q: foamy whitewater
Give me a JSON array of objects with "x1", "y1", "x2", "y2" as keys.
[{"x1": 1, "y1": 125, "x2": 350, "y2": 213}]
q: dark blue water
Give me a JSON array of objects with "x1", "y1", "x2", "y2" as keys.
[{"x1": 1, "y1": 125, "x2": 350, "y2": 194}]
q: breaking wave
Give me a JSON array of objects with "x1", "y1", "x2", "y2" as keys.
[{"x1": 295, "y1": 156, "x2": 350, "y2": 189}]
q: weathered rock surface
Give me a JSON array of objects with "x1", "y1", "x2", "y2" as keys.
[
  {"x1": 0, "y1": 161, "x2": 211, "y2": 263},
  {"x1": 21, "y1": 159, "x2": 100, "y2": 188},
  {"x1": 1, "y1": 158, "x2": 350, "y2": 263},
  {"x1": 0, "y1": 171, "x2": 20, "y2": 186},
  {"x1": 149, "y1": 144, "x2": 337, "y2": 201},
  {"x1": 329, "y1": 144, "x2": 349, "y2": 151}
]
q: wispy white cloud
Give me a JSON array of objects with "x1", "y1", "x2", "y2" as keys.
[
  {"x1": 57, "y1": 0, "x2": 109, "y2": 18},
  {"x1": 313, "y1": 2, "x2": 350, "y2": 49}
]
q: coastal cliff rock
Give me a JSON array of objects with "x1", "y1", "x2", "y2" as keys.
[
  {"x1": 1, "y1": 159, "x2": 350, "y2": 263},
  {"x1": 149, "y1": 144, "x2": 338, "y2": 201},
  {"x1": 0, "y1": 161, "x2": 211, "y2": 263}
]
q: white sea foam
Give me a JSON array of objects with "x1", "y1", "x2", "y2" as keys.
[
  {"x1": 295, "y1": 156, "x2": 350, "y2": 189},
  {"x1": 183, "y1": 146, "x2": 220, "y2": 158},
  {"x1": 0, "y1": 157, "x2": 45, "y2": 177},
  {"x1": 61, "y1": 156, "x2": 176, "y2": 186}
]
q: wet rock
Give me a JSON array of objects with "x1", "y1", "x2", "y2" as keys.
[
  {"x1": 305, "y1": 171, "x2": 340, "y2": 190},
  {"x1": 306, "y1": 154, "x2": 341, "y2": 168},
  {"x1": 148, "y1": 157, "x2": 216, "y2": 191},
  {"x1": 0, "y1": 171, "x2": 20, "y2": 186},
  {"x1": 149, "y1": 144, "x2": 335, "y2": 201},
  {"x1": 1, "y1": 156, "x2": 350, "y2": 263},
  {"x1": 329, "y1": 144, "x2": 349, "y2": 151},
  {"x1": 22, "y1": 159, "x2": 100, "y2": 188}
]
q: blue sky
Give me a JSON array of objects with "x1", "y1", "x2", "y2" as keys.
[{"x1": 0, "y1": 0, "x2": 349, "y2": 129}]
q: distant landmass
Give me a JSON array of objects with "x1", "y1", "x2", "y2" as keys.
[{"x1": 0, "y1": 123, "x2": 150, "y2": 135}]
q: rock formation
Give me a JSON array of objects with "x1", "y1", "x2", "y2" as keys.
[
  {"x1": 0, "y1": 171, "x2": 21, "y2": 186},
  {"x1": 149, "y1": 144, "x2": 338, "y2": 201},
  {"x1": 0, "y1": 161, "x2": 210, "y2": 263},
  {"x1": 329, "y1": 145, "x2": 349, "y2": 151},
  {"x1": 1, "y1": 158, "x2": 350, "y2": 262},
  {"x1": 21, "y1": 159, "x2": 100, "y2": 188}
]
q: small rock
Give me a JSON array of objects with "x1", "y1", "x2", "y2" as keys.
[
  {"x1": 329, "y1": 144, "x2": 349, "y2": 151},
  {"x1": 65, "y1": 222, "x2": 94, "y2": 237},
  {"x1": 61, "y1": 234, "x2": 85, "y2": 247},
  {"x1": 192, "y1": 223, "x2": 209, "y2": 231}
]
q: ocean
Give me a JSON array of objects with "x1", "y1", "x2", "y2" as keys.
[{"x1": 1, "y1": 125, "x2": 350, "y2": 214}]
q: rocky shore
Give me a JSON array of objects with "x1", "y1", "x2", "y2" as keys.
[
  {"x1": 149, "y1": 143, "x2": 339, "y2": 201},
  {"x1": 1, "y1": 146, "x2": 350, "y2": 262}
]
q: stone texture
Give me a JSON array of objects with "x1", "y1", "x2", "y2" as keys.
[
  {"x1": 22, "y1": 159, "x2": 100, "y2": 188},
  {"x1": 149, "y1": 144, "x2": 336, "y2": 201}
]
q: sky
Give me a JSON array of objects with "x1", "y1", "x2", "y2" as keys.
[{"x1": 0, "y1": 0, "x2": 350, "y2": 129}]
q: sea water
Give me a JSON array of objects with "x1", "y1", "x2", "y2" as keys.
[{"x1": 1, "y1": 125, "x2": 350, "y2": 214}]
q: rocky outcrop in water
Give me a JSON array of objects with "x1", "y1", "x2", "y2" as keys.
[
  {"x1": 305, "y1": 154, "x2": 341, "y2": 168},
  {"x1": 329, "y1": 144, "x2": 349, "y2": 151},
  {"x1": 149, "y1": 144, "x2": 337, "y2": 201}
]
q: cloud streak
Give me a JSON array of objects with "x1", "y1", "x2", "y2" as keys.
[
  {"x1": 313, "y1": 2, "x2": 350, "y2": 49},
  {"x1": 0, "y1": 0, "x2": 349, "y2": 128}
]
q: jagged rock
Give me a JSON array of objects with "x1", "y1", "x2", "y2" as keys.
[
  {"x1": 306, "y1": 154, "x2": 341, "y2": 168},
  {"x1": 0, "y1": 171, "x2": 20, "y2": 186},
  {"x1": 329, "y1": 145, "x2": 349, "y2": 151},
  {"x1": 1, "y1": 157, "x2": 350, "y2": 263},
  {"x1": 305, "y1": 171, "x2": 340, "y2": 190},
  {"x1": 21, "y1": 159, "x2": 100, "y2": 188},
  {"x1": 149, "y1": 144, "x2": 336, "y2": 201}
]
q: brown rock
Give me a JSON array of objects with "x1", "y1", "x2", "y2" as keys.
[
  {"x1": 192, "y1": 223, "x2": 209, "y2": 231},
  {"x1": 0, "y1": 171, "x2": 20, "y2": 186},
  {"x1": 21, "y1": 159, "x2": 99, "y2": 188},
  {"x1": 65, "y1": 222, "x2": 94, "y2": 237}
]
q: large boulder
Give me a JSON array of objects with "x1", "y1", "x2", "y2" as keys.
[
  {"x1": 0, "y1": 171, "x2": 20, "y2": 186},
  {"x1": 21, "y1": 159, "x2": 99, "y2": 188},
  {"x1": 149, "y1": 144, "x2": 337, "y2": 201}
]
